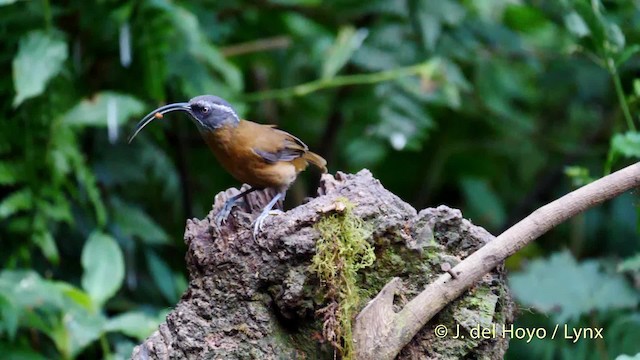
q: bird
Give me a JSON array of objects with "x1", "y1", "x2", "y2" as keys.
[{"x1": 128, "y1": 95, "x2": 327, "y2": 237}]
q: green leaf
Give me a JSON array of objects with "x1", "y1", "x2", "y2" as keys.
[
  {"x1": 12, "y1": 31, "x2": 68, "y2": 107},
  {"x1": 62, "y1": 92, "x2": 145, "y2": 127},
  {"x1": 105, "y1": 311, "x2": 162, "y2": 340},
  {"x1": 616, "y1": 354, "x2": 640, "y2": 360},
  {"x1": 322, "y1": 26, "x2": 368, "y2": 79},
  {"x1": 111, "y1": 198, "x2": 169, "y2": 245},
  {"x1": 0, "y1": 162, "x2": 25, "y2": 185},
  {"x1": 0, "y1": 0, "x2": 19, "y2": 6},
  {"x1": 170, "y1": 6, "x2": 243, "y2": 93},
  {"x1": 55, "y1": 283, "x2": 95, "y2": 312},
  {"x1": 412, "y1": 0, "x2": 465, "y2": 51},
  {"x1": 0, "y1": 189, "x2": 32, "y2": 219},
  {"x1": 618, "y1": 254, "x2": 640, "y2": 272},
  {"x1": 574, "y1": 2, "x2": 606, "y2": 48},
  {"x1": 510, "y1": 251, "x2": 639, "y2": 322},
  {"x1": 564, "y1": 11, "x2": 590, "y2": 38},
  {"x1": 611, "y1": 131, "x2": 640, "y2": 158},
  {"x1": 0, "y1": 293, "x2": 19, "y2": 340},
  {"x1": 81, "y1": 232, "x2": 125, "y2": 307},
  {"x1": 50, "y1": 305, "x2": 105, "y2": 358},
  {"x1": 145, "y1": 250, "x2": 178, "y2": 303},
  {"x1": 616, "y1": 44, "x2": 640, "y2": 67},
  {"x1": 32, "y1": 231, "x2": 60, "y2": 264}
]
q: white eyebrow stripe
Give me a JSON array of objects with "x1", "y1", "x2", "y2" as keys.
[{"x1": 210, "y1": 103, "x2": 239, "y2": 121}]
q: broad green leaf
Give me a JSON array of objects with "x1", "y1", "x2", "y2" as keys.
[
  {"x1": 50, "y1": 305, "x2": 105, "y2": 358},
  {"x1": 0, "y1": 293, "x2": 19, "y2": 340},
  {"x1": 0, "y1": 0, "x2": 19, "y2": 5},
  {"x1": 145, "y1": 250, "x2": 178, "y2": 303},
  {"x1": 12, "y1": 31, "x2": 68, "y2": 107},
  {"x1": 62, "y1": 92, "x2": 145, "y2": 127},
  {"x1": 510, "y1": 251, "x2": 639, "y2": 322},
  {"x1": 0, "y1": 189, "x2": 32, "y2": 219},
  {"x1": 105, "y1": 311, "x2": 162, "y2": 340},
  {"x1": 618, "y1": 254, "x2": 640, "y2": 272},
  {"x1": 564, "y1": 11, "x2": 590, "y2": 38},
  {"x1": 111, "y1": 198, "x2": 169, "y2": 245},
  {"x1": 611, "y1": 132, "x2": 640, "y2": 158},
  {"x1": 81, "y1": 232, "x2": 125, "y2": 307},
  {"x1": 606, "y1": 23, "x2": 625, "y2": 51},
  {"x1": 322, "y1": 27, "x2": 369, "y2": 79},
  {"x1": 617, "y1": 354, "x2": 640, "y2": 360}
]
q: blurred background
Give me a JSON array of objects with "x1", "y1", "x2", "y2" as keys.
[{"x1": 1, "y1": 0, "x2": 640, "y2": 359}]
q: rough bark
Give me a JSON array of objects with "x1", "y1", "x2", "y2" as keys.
[{"x1": 131, "y1": 170, "x2": 515, "y2": 359}]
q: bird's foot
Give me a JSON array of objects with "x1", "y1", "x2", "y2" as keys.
[
  {"x1": 215, "y1": 198, "x2": 239, "y2": 227},
  {"x1": 252, "y1": 210, "x2": 284, "y2": 238}
]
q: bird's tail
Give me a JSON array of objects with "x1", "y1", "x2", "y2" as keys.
[{"x1": 304, "y1": 151, "x2": 327, "y2": 173}]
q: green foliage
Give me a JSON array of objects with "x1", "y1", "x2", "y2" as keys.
[
  {"x1": 12, "y1": 31, "x2": 68, "y2": 107},
  {"x1": 311, "y1": 199, "x2": 375, "y2": 359},
  {"x1": 1, "y1": 0, "x2": 640, "y2": 358},
  {"x1": 617, "y1": 353, "x2": 640, "y2": 360},
  {"x1": 510, "y1": 251, "x2": 639, "y2": 323},
  {"x1": 81, "y1": 232, "x2": 125, "y2": 308}
]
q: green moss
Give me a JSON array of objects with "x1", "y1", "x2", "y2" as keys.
[{"x1": 311, "y1": 198, "x2": 375, "y2": 360}]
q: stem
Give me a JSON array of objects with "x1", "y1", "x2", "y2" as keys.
[
  {"x1": 240, "y1": 61, "x2": 439, "y2": 102},
  {"x1": 42, "y1": 0, "x2": 52, "y2": 31},
  {"x1": 609, "y1": 58, "x2": 636, "y2": 131},
  {"x1": 100, "y1": 334, "x2": 111, "y2": 358}
]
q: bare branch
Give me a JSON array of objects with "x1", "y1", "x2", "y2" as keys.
[{"x1": 355, "y1": 162, "x2": 640, "y2": 359}]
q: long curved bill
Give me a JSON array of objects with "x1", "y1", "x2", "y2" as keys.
[{"x1": 127, "y1": 102, "x2": 190, "y2": 143}]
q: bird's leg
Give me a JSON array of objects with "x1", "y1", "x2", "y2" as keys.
[
  {"x1": 215, "y1": 187, "x2": 258, "y2": 227},
  {"x1": 253, "y1": 191, "x2": 285, "y2": 238}
]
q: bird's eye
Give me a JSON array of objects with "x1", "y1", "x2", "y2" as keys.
[{"x1": 202, "y1": 106, "x2": 210, "y2": 114}]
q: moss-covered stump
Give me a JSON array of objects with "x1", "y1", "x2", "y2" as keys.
[{"x1": 130, "y1": 170, "x2": 515, "y2": 360}]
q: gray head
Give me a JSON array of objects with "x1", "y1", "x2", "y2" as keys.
[
  {"x1": 187, "y1": 95, "x2": 239, "y2": 130},
  {"x1": 128, "y1": 95, "x2": 239, "y2": 143}
]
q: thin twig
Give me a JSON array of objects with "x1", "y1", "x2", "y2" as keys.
[
  {"x1": 240, "y1": 61, "x2": 440, "y2": 102},
  {"x1": 221, "y1": 36, "x2": 291, "y2": 57}
]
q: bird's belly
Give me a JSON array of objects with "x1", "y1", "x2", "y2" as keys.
[{"x1": 211, "y1": 147, "x2": 296, "y2": 189}]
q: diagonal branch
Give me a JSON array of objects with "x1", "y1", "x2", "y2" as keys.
[{"x1": 355, "y1": 162, "x2": 640, "y2": 359}]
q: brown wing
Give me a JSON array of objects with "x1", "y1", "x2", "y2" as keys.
[{"x1": 239, "y1": 121, "x2": 326, "y2": 172}]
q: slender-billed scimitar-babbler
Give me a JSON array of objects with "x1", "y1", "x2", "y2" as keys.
[{"x1": 128, "y1": 95, "x2": 327, "y2": 236}]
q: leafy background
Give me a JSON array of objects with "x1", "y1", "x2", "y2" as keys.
[{"x1": 1, "y1": 0, "x2": 640, "y2": 359}]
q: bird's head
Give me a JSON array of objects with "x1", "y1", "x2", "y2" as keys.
[{"x1": 128, "y1": 95, "x2": 239, "y2": 143}]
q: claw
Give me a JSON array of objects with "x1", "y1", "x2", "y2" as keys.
[
  {"x1": 214, "y1": 200, "x2": 234, "y2": 227},
  {"x1": 213, "y1": 187, "x2": 258, "y2": 228},
  {"x1": 251, "y1": 192, "x2": 285, "y2": 239}
]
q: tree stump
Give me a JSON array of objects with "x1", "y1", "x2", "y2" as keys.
[{"x1": 131, "y1": 170, "x2": 515, "y2": 359}]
